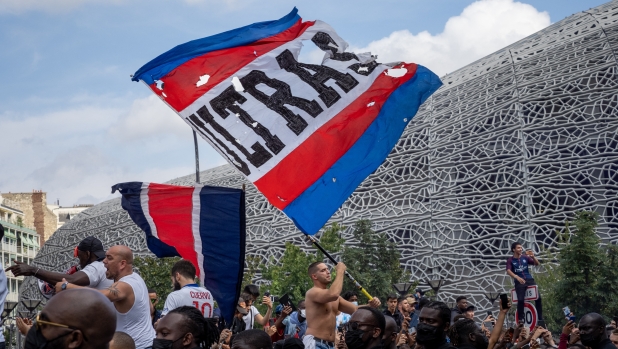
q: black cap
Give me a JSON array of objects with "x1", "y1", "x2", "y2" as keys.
[
  {"x1": 78, "y1": 236, "x2": 105, "y2": 259},
  {"x1": 466, "y1": 305, "x2": 476, "y2": 311}
]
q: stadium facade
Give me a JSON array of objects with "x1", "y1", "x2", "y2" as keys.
[{"x1": 19, "y1": 1, "x2": 618, "y2": 315}]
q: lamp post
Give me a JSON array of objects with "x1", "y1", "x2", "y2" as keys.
[
  {"x1": 21, "y1": 299, "x2": 41, "y2": 318},
  {"x1": 2, "y1": 301, "x2": 18, "y2": 349},
  {"x1": 484, "y1": 292, "x2": 501, "y2": 308},
  {"x1": 392, "y1": 282, "x2": 415, "y2": 296},
  {"x1": 426, "y1": 279, "x2": 446, "y2": 300}
]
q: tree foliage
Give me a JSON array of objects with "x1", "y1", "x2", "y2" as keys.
[
  {"x1": 535, "y1": 211, "x2": 618, "y2": 330},
  {"x1": 342, "y1": 219, "x2": 408, "y2": 301},
  {"x1": 134, "y1": 255, "x2": 180, "y2": 310},
  {"x1": 260, "y1": 223, "x2": 344, "y2": 302}
]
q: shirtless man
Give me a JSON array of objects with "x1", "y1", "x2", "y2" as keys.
[{"x1": 304, "y1": 262, "x2": 380, "y2": 349}]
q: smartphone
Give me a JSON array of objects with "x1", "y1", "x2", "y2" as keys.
[
  {"x1": 563, "y1": 307, "x2": 571, "y2": 316},
  {"x1": 500, "y1": 293, "x2": 509, "y2": 309},
  {"x1": 487, "y1": 310, "x2": 493, "y2": 317},
  {"x1": 409, "y1": 327, "x2": 416, "y2": 334}
]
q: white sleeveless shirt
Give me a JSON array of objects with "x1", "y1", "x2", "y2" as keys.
[{"x1": 115, "y1": 273, "x2": 155, "y2": 349}]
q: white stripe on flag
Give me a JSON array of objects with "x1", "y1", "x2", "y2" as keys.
[
  {"x1": 139, "y1": 182, "x2": 159, "y2": 239},
  {"x1": 192, "y1": 185, "x2": 206, "y2": 284}
]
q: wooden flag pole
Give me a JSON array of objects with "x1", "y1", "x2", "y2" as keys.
[{"x1": 304, "y1": 234, "x2": 374, "y2": 300}]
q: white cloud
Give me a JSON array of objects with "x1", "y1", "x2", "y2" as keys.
[
  {"x1": 109, "y1": 95, "x2": 190, "y2": 141},
  {"x1": 350, "y1": 0, "x2": 551, "y2": 77}
]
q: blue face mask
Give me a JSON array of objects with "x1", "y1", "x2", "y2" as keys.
[{"x1": 351, "y1": 301, "x2": 358, "y2": 306}]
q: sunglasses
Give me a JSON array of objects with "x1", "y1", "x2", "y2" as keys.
[
  {"x1": 344, "y1": 321, "x2": 375, "y2": 331},
  {"x1": 35, "y1": 312, "x2": 77, "y2": 331}
]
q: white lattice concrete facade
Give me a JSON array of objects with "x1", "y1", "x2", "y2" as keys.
[{"x1": 18, "y1": 1, "x2": 618, "y2": 317}]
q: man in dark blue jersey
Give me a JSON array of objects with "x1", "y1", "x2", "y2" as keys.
[{"x1": 506, "y1": 242, "x2": 543, "y2": 324}]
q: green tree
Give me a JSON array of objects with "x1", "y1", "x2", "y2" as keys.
[
  {"x1": 341, "y1": 219, "x2": 407, "y2": 301},
  {"x1": 260, "y1": 223, "x2": 345, "y2": 302},
  {"x1": 134, "y1": 256, "x2": 181, "y2": 310},
  {"x1": 242, "y1": 255, "x2": 262, "y2": 287}
]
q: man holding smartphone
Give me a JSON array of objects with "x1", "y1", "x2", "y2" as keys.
[{"x1": 506, "y1": 242, "x2": 544, "y2": 325}]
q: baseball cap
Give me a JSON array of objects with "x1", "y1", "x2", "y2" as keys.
[
  {"x1": 77, "y1": 236, "x2": 106, "y2": 259},
  {"x1": 466, "y1": 305, "x2": 476, "y2": 311},
  {"x1": 237, "y1": 305, "x2": 248, "y2": 315}
]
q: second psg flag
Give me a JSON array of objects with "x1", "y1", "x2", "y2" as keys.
[{"x1": 112, "y1": 182, "x2": 245, "y2": 324}]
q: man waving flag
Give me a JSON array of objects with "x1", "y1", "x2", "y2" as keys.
[{"x1": 132, "y1": 8, "x2": 441, "y2": 235}]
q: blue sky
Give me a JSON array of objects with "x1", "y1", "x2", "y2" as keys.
[{"x1": 0, "y1": 0, "x2": 607, "y2": 206}]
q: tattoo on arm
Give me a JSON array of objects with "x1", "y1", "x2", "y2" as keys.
[{"x1": 107, "y1": 284, "x2": 120, "y2": 298}]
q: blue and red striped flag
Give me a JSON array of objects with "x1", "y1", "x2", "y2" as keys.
[
  {"x1": 132, "y1": 8, "x2": 441, "y2": 235},
  {"x1": 111, "y1": 182, "x2": 245, "y2": 324}
]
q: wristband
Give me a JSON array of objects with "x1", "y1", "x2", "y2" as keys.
[{"x1": 34, "y1": 268, "x2": 39, "y2": 276}]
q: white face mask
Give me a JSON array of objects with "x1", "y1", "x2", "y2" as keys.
[
  {"x1": 351, "y1": 301, "x2": 358, "y2": 306},
  {"x1": 300, "y1": 309, "x2": 306, "y2": 318}
]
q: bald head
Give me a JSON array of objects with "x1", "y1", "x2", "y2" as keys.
[
  {"x1": 45, "y1": 288, "x2": 116, "y2": 349},
  {"x1": 383, "y1": 315, "x2": 398, "y2": 348},
  {"x1": 110, "y1": 332, "x2": 135, "y2": 349},
  {"x1": 580, "y1": 313, "x2": 607, "y2": 347},
  {"x1": 109, "y1": 245, "x2": 133, "y2": 265}
]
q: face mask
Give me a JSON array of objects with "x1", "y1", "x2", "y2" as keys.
[
  {"x1": 152, "y1": 336, "x2": 185, "y2": 349},
  {"x1": 300, "y1": 309, "x2": 306, "y2": 318},
  {"x1": 416, "y1": 322, "x2": 444, "y2": 347},
  {"x1": 345, "y1": 329, "x2": 367, "y2": 349},
  {"x1": 580, "y1": 333, "x2": 599, "y2": 347},
  {"x1": 352, "y1": 301, "x2": 358, "y2": 306},
  {"x1": 25, "y1": 326, "x2": 72, "y2": 349}
]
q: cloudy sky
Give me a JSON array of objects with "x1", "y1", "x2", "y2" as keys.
[{"x1": 0, "y1": 0, "x2": 606, "y2": 206}]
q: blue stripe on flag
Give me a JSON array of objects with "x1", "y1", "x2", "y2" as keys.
[
  {"x1": 132, "y1": 8, "x2": 300, "y2": 84},
  {"x1": 198, "y1": 185, "x2": 246, "y2": 326},
  {"x1": 283, "y1": 65, "x2": 442, "y2": 234}
]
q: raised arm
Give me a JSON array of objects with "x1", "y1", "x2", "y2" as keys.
[
  {"x1": 254, "y1": 296, "x2": 273, "y2": 327},
  {"x1": 488, "y1": 298, "x2": 512, "y2": 349},
  {"x1": 6, "y1": 261, "x2": 91, "y2": 286}
]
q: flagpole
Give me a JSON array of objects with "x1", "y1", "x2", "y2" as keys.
[
  {"x1": 304, "y1": 234, "x2": 374, "y2": 300},
  {"x1": 193, "y1": 130, "x2": 200, "y2": 183}
]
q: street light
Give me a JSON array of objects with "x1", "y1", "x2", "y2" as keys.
[
  {"x1": 426, "y1": 279, "x2": 446, "y2": 300},
  {"x1": 484, "y1": 292, "x2": 501, "y2": 307},
  {"x1": 392, "y1": 282, "x2": 415, "y2": 296},
  {"x1": 1, "y1": 301, "x2": 17, "y2": 320},
  {"x1": 21, "y1": 299, "x2": 41, "y2": 318}
]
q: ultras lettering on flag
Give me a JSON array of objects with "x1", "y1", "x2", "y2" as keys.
[{"x1": 132, "y1": 8, "x2": 442, "y2": 234}]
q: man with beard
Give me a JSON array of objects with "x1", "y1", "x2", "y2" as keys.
[
  {"x1": 154, "y1": 306, "x2": 220, "y2": 349},
  {"x1": 304, "y1": 262, "x2": 380, "y2": 349},
  {"x1": 161, "y1": 260, "x2": 214, "y2": 318},
  {"x1": 343, "y1": 307, "x2": 385, "y2": 349},
  {"x1": 448, "y1": 318, "x2": 488, "y2": 349},
  {"x1": 416, "y1": 301, "x2": 456, "y2": 349},
  {"x1": 7, "y1": 236, "x2": 113, "y2": 291},
  {"x1": 579, "y1": 313, "x2": 616, "y2": 349},
  {"x1": 57, "y1": 245, "x2": 155, "y2": 349},
  {"x1": 450, "y1": 296, "x2": 468, "y2": 324},
  {"x1": 24, "y1": 288, "x2": 116, "y2": 349}
]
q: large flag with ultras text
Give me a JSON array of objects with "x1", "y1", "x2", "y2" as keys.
[
  {"x1": 132, "y1": 8, "x2": 442, "y2": 235},
  {"x1": 111, "y1": 182, "x2": 245, "y2": 324}
]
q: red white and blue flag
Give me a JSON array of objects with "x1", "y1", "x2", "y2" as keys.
[
  {"x1": 132, "y1": 8, "x2": 441, "y2": 234},
  {"x1": 111, "y1": 182, "x2": 245, "y2": 324}
]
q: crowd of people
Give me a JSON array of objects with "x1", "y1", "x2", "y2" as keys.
[{"x1": 0, "y1": 229, "x2": 616, "y2": 349}]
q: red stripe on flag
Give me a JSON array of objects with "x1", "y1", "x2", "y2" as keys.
[
  {"x1": 254, "y1": 63, "x2": 418, "y2": 210},
  {"x1": 148, "y1": 19, "x2": 314, "y2": 112},
  {"x1": 146, "y1": 183, "x2": 199, "y2": 268}
]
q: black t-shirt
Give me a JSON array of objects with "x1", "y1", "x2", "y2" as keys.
[{"x1": 592, "y1": 338, "x2": 616, "y2": 349}]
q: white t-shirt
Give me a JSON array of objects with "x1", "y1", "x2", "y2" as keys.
[
  {"x1": 162, "y1": 284, "x2": 214, "y2": 317},
  {"x1": 81, "y1": 261, "x2": 114, "y2": 290},
  {"x1": 243, "y1": 305, "x2": 260, "y2": 329},
  {"x1": 0, "y1": 265, "x2": 7, "y2": 342},
  {"x1": 115, "y1": 273, "x2": 155, "y2": 349}
]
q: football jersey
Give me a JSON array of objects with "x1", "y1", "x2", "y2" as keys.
[{"x1": 162, "y1": 284, "x2": 214, "y2": 317}]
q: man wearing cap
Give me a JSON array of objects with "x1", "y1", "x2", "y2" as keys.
[{"x1": 6, "y1": 236, "x2": 113, "y2": 291}]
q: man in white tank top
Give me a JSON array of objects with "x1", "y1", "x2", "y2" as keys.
[
  {"x1": 161, "y1": 260, "x2": 214, "y2": 318},
  {"x1": 58, "y1": 245, "x2": 155, "y2": 349}
]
